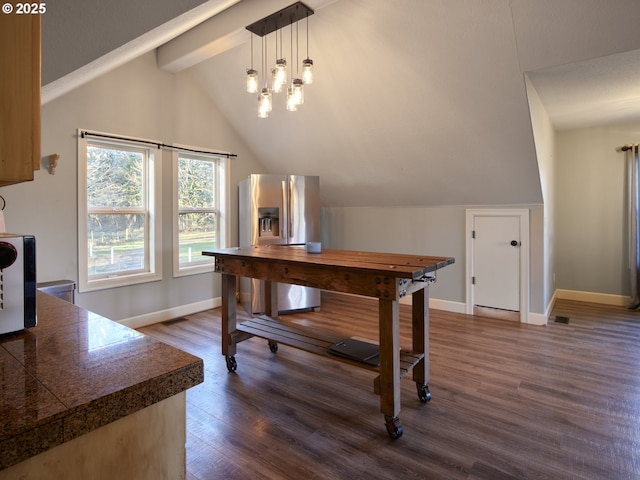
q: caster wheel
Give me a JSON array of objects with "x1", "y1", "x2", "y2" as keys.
[
  {"x1": 268, "y1": 341, "x2": 278, "y2": 353},
  {"x1": 417, "y1": 383, "x2": 431, "y2": 403},
  {"x1": 384, "y1": 416, "x2": 403, "y2": 440},
  {"x1": 225, "y1": 355, "x2": 237, "y2": 372}
]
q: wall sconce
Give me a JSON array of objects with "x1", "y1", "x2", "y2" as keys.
[
  {"x1": 245, "y1": 2, "x2": 315, "y2": 118},
  {"x1": 48, "y1": 153, "x2": 60, "y2": 174}
]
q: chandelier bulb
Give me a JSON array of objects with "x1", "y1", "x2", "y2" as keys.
[
  {"x1": 272, "y1": 58, "x2": 287, "y2": 93},
  {"x1": 258, "y1": 87, "x2": 272, "y2": 118},
  {"x1": 246, "y1": 69, "x2": 258, "y2": 94},
  {"x1": 292, "y1": 78, "x2": 304, "y2": 105},
  {"x1": 286, "y1": 86, "x2": 298, "y2": 111},
  {"x1": 302, "y1": 58, "x2": 313, "y2": 84}
]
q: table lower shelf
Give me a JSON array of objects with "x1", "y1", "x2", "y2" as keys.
[{"x1": 234, "y1": 315, "x2": 424, "y2": 380}]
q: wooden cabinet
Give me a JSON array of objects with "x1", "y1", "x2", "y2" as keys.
[{"x1": 0, "y1": 13, "x2": 41, "y2": 186}]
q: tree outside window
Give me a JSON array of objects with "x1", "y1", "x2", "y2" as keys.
[
  {"x1": 86, "y1": 145, "x2": 147, "y2": 276},
  {"x1": 173, "y1": 150, "x2": 227, "y2": 276},
  {"x1": 77, "y1": 131, "x2": 162, "y2": 292}
]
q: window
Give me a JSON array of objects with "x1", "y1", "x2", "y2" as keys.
[
  {"x1": 173, "y1": 148, "x2": 228, "y2": 276},
  {"x1": 78, "y1": 131, "x2": 162, "y2": 292}
]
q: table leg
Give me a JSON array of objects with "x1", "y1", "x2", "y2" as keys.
[
  {"x1": 412, "y1": 285, "x2": 431, "y2": 402},
  {"x1": 378, "y1": 298, "x2": 402, "y2": 439},
  {"x1": 221, "y1": 273, "x2": 237, "y2": 372},
  {"x1": 264, "y1": 280, "x2": 278, "y2": 318},
  {"x1": 264, "y1": 280, "x2": 280, "y2": 353}
]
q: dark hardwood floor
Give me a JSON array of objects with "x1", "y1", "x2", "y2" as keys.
[{"x1": 140, "y1": 292, "x2": 640, "y2": 479}]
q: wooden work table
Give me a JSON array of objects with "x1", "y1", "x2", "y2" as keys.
[{"x1": 203, "y1": 245, "x2": 454, "y2": 439}]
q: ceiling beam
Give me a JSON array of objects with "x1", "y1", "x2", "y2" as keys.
[{"x1": 157, "y1": 0, "x2": 337, "y2": 73}]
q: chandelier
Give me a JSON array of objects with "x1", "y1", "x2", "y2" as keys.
[{"x1": 245, "y1": 2, "x2": 314, "y2": 118}]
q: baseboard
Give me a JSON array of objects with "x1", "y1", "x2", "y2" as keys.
[
  {"x1": 555, "y1": 289, "x2": 629, "y2": 307},
  {"x1": 120, "y1": 297, "x2": 222, "y2": 329},
  {"x1": 526, "y1": 312, "x2": 548, "y2": 326},
  {"x1": 121, "y1": 294, "x2": 464, "y2": 328},
  {"x1": 423, "y1": 296, "x2": 547, "y2": 324},
  {"x1": 122, "y1": 292, "x2": 563, "y2": 330},
  {"x1": 399, "y1": 295, "x2": 467, "y2": 314},
  {"x1": 545, "y1": 290, "x2": 558, "y2": 319},
  {"x1": 429, "y1": 298, "x2": 467, "y2": 314},
  {"x1": 401, "y1": 294, "x2": 547, "y2": 323}
]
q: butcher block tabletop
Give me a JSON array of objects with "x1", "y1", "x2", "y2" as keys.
[{"x1": 204, "y1": 245, "x2": 454, "y2": 281}]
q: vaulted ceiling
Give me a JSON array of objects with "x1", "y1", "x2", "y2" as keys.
[{"x1": 42, "y1": 0, "x2": 640, "y2": 207}]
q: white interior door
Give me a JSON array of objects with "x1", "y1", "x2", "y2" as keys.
[
  {"x1": 473, "y1": 215, "x2": 520, "y2": 311},
  {"x1": 466, "y1": 209, "x2": 529, "y2": 321}
]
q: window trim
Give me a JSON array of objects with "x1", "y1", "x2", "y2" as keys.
[
  {"x1": 172, "y1": 145, "x2": 229, "y2": 277},
  {"x1": 77, "y1": 129, "x2": 163, "y2": 292}
]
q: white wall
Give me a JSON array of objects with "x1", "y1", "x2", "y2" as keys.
[
  {"x1": 321, "y1": 204, "x2": 546, "y2": 315},
  {"x1": 555, "y1": 122, "x2": 636, "y2": 297},
  {"x1": 0, "y1": 52, "x2": 265, "y2": 322},
  {"x1": 321, "y1": 206, "x2": 464, "y2": 304},
  {"x1": 525, "y1": 76, "x2": 556, "y2": 313}
]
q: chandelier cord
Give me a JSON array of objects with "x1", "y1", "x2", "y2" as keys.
[{"x1": 262, "y1": 35, "x2": 266, "y2": 88}]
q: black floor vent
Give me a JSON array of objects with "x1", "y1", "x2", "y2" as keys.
[
  {"x1": 554, "y1": 316, "x2": 570, "y2": 324},
  {"x1": 162, "y1": 317, "x2": 189, "y2": 325}
]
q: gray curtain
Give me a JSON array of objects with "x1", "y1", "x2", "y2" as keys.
[{"x1": 628, "y1": 145, "x2": 640, "y2": 309}]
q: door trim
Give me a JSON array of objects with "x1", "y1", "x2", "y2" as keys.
[{"x1": 465, "y1": 209, "x2": 530, "y2": 323}]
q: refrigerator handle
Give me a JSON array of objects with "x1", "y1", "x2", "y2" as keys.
[
  {"x1": 282, "y1": 180, "x2": 288, "y2": 242},
  {"x1": 288, "y1": 178, "x2": 293, "y2": 239}
]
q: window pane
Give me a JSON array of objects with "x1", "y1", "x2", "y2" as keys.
[
  {"x1": 178, "y1": 157, "x2": 215, "y2": 208},
  {"x1": 88, "y1": 213, "x2": 146, "y2": 275},
  {"x1": 87, "y1": 146, "x2": 144, "y2": 208},
  {"x1": 178, "y1": 212, "x2": 217, "y2": 264}
]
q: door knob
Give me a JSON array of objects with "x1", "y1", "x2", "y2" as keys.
[{"x1": 510, "y1": 240, "x2": 520, "y2": 247}]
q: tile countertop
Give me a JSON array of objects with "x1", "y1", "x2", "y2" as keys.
[{"x1": 0, "y1": 292, "x2": 204, "y2": 470}]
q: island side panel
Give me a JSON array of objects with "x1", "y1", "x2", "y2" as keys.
[{"x1": 213, "y1": 255, "x2": 401, "y2": 299}]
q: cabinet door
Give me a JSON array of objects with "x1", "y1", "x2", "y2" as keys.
[{"x1": 0, "y1": 13, "x2": 41, "y2": 186}]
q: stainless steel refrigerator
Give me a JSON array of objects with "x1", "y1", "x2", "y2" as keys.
[{"x1": 239, "y1": 174, "x2": 321, "y2": 314}]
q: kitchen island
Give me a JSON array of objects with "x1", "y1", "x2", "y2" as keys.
[
  {"x1": 204, "y1": 245, "x2": 454, "y2": 439},
  {"x1": 0, "y1": 292, "x2": 204, "y2": 479}
]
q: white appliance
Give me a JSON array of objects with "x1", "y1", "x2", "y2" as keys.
[
  {"x1": 239, "y1": 174, "x2": 321, "y2": 314},
  {"x1": 0, "y1": 233, "x2": 36, "y2": 335}
]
